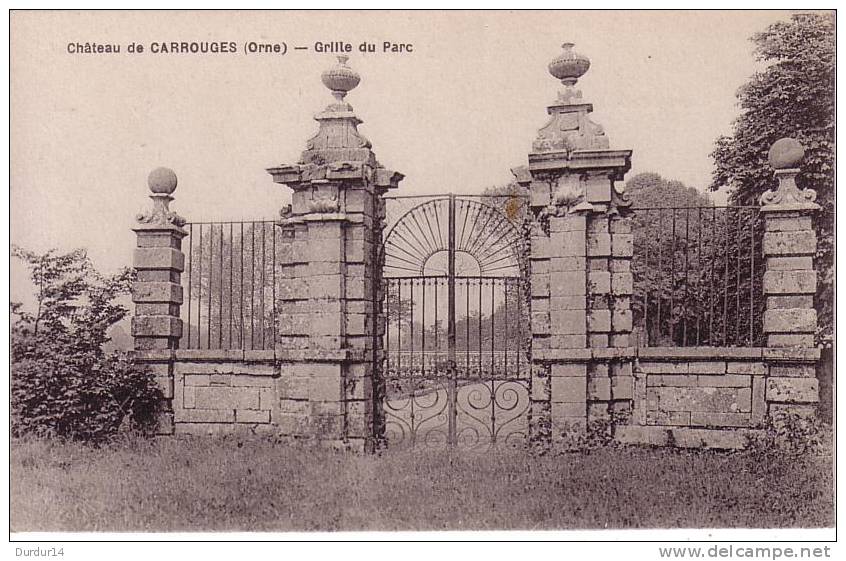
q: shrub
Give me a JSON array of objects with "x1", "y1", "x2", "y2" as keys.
[{"x1": 11, "y1": 246, "x2": 162, "y2": 442}]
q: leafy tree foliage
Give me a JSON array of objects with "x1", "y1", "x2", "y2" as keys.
[
  {"x1": 710, "y1": 12, "x2": 834, "y2": 346},
  {"x1": 11, "y1": 246, "x2": 161, "y2": 442}
]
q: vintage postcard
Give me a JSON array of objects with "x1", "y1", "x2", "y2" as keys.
[{"x1": 8, "y1": 8, "x2": 835, "y2": 550}]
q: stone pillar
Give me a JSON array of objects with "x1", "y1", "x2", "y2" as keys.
[
  {"x1": 131, "y1": 167, "x2": 188, "y2": 434},
  {"x1": 759, "y1": 138, "x2": 821, "y2": 417},
  {"x1": 268, "y1": 56, "x2": 402, "y2": 451},
  {"x1": 516, "y1": 43, "x2": 633, "y2": 445}
]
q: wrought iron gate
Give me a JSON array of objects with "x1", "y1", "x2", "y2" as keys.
[{"x1": 378, "y1": 194, "x2": 531, "y2": 450}]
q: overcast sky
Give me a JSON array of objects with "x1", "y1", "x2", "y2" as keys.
[{"x1": 11, "y1": 10, "x2": 798, "y2": 303}]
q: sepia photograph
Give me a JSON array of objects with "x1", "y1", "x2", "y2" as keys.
[{"x1": 7, "y1": 8, "x2": 836, "y2": 546}]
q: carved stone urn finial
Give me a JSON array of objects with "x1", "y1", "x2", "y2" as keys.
[
  {"x1": 321, "y1": 55, "x2": 361, "y2": 102},
  {"x1": 549, "y1": 42, "x2": 590, "y2": 85},
  {"x1": 760, "y1": 138, "x2": 818, "y2": 209},
  {"x1": 136, "y1": 167, "x2": 186, "y2": 228}
]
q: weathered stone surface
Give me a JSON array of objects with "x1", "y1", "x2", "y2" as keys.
[
  {"x1": 550, "y1": 256, "x2": 587, "y2": 272},
  {"x1": 751, "y1": 378, "x2": 766, "y2": 424},
  {"x1": 700, "y1": 374, "x2": 751, "y2": 388},
  {"x1": 235, "y1": 409, "x2": 271, "y2": 423},
  {"x1": 647, "y1": 410, "x2": 690, "y2": 426},
  {"x1": 588, "y1": 334, "x2": 608, "y2": 348},
  {"x1": 587, "y1": 233, "x2": 612, "y2": 257},
  {"x1": 549, "y1": 271, "x2": 586, "y2": 295},
  {"x1": 688, "y1": 361, "x2": 726, "y2": 375},
  {"x1": 131, "y1": 316, "x2": 182, "y2": 338},
  {"x1": 531, "y1": 312, "x2": 550, "y2": 334},
  {"x1": 588, "y1": 271, "x2": 611, "y2": 293},
  {"x1": 765, "y1": 256, "x2": 813, "y2": 270},
  {"x1": 763, "y1": 270, "x2": 817, "y2": 294},
  {"x1": 639, "y1": 361, "x2": 688, "y2": 375},
  {"x1": 615, "y1": 425, "x2": 669, "y2": 446},
  {"x1": 611, "y1": 308, "x2": 633, "y2": 332},
  {"x1": 587, "y1": 377, "x2": 611, "y2": 400},
  {"x1": 550, "y1": 295, "x2": 587, "y2": 311},
  {"x1": 552, "y1": 231, "x2": 587, "y2": 257},
  {"x1": 132, "y1": 282, "x2": 183, "y2": 304},
  {"x1": 611, "y1": 375, "x2": 634, "y2": 400},
  {"x1": 768, "y1": 364, "x2": 816, "y2": 377},
  {"x1": 764, "y1": 215, "x2": 813, "y2": 232},
  {"x1": 611, "y1": 233, "x2": 633, "y2": 257},
  {"x1": 648, "y1": 387, "x2": 751, "y2": 413},
  {"x1": 648, "y1": 374, "x2": 699, "y2": 387},
  {"x1": 762, "y1": 231, "x2": 816, "y2": 256},
  {"x1": 726, "y1": 362, "x2": 767, "y2": 375},
  {"x1": 767, "y1": 334, "x2": 815, "y2": 348},
  {"x1": 690, "y1": 412, "x2": 752, "y2": 428},
  {"x1": 670, "y1": 428, "x2": 747, "y2": 450},
  {"x1": 611, "y1": 272, "x2": 633, "y2": 296},
  {"x1": 550, "y1": 309, "x2": 587, "y2": 334},
  {"x1": 587, "y1": 309, "x2": 611, "y2": 333},
  {"x1": 177, "y1": 408, "x2": 235, "y2": 423},
  {"x1": 194, "y1": 386, "x2": 260, "y2": 410},
  {"x1": 551, "y1": 363, "x2": 587, "y2": 377},
  {"x1": 766, "y1": 295, "x2": 814, "y2": 309},
  {"x1": 551, "y1": 376, "x2": 586, "y2": 403},
  {"x1": 551, "y1": 401, "x2": 586, "y2": 419},
  {"x1": 549, "y1": 214, "x2": 586, "y2": 233},
  {"x1": 763, "y1": 308, "x2": 816, "y2": 333},
  {"x1": 766, "y1": 378, "x2": 818, "y2": 403},
  {"x1": 133, "y1": 247, "x2": 185, "y2": 271}
]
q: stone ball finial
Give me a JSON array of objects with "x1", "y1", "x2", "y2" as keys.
[
  {"x1": 548, "y1": 42, "x2": 591, "y2": 86},
  {"x1": 768, "y1": 137, "x2": 805, "y2": 170},
  {"x1": 321, "y1": 55, "x2": 360, "y2": 101},
  {"x1": 148, "y1": 167, "x2": 177, "y2": 195}
]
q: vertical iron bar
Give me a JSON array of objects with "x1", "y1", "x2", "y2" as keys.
[
  {"x1": 670, "y1": 209, "x2": 676, "y2": 345},
  {"x1": 697, "y1": 208, "x2": 702, "y2": 345},
  {"x1": 272, "y1": 223, "x2": 277, "y2": 350},
  {"x1": 187, "y1": 223, "x2": 193, "y2": 348},
  {"x1": 479, "y1": 276, "x2": 483, "y2": 376},
  {"x1": 656, "y1": 211, "x2": 663, "y2": 346},
  {"x1": 229, "y1": 222, "x2": 234, "y2": 349},
  {"x1": 683, "y1": 208, "x2": 689, "y2": 346},
  {"x1": 240, "y1": 222, "x2": 244, "y2": 349},
  {"x1": 750, "y1": 209, "x2": 756, "y2": 345},
  {"x1": 516, "y1": 276, "x2": 522, "y2": 378},
  {"x1": 434, "y1": 278, "x2": 439, "y2": 367},
  {"x1": 385, "y1": 279, "x2": 391, "y2": 373},
  {"x1": 422, "y1": 277, "x2": 426, "y2": 376},
  {"x1": 261, "y1": 222, "x2": 266, "y2": 349},
  {"x1": 735, "y1": 208, "x2": 742, "y2": 345},
  {"x1": 709, "y1": 208, "x2": 717, "y2": 344},
  {"x1": 447, "y1": 194, "x2": 457, "y2": 447},
  {"x1": 251, "y1": 223, "x2": 256, "y2": 350},
  {"x1": 207, "y1": 224, "x2": 213, "y2": 349},
  {"x1": 643, "y1": 210, "x2": 649, "y2": 342},
  {"x1": 466, "y1": 278, "x2": 470, "y2": 372},
  {"x1": 722, "y1": 210, "x2": 730, "y2": 346},
  {"x1": 504, "y1": 279, "x2": 509, "y2": 376},
  {"x1": 490, "y1": 280, "x2": 495, "y2": 378},
  {"x1": 218, "y1": 225, "x2": 224, "y2": 349}
]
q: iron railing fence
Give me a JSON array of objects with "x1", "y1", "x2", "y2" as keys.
[
  {"x1": 630, "y1": 206, "x2": 764, "y2": 347},
  {"x1": 383, "y1": 276, "x2": 531, "y2": 380},
  {"x1": 181, "y1": 220, "x2": 279, "y2": 350}
]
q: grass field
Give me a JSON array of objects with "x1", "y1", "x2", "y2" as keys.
[{"x1": 10, "y1": 435, "x2": 833, "y2": 532}]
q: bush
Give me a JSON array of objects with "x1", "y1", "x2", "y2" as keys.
[{"x1": 10, "y1": 246, "x2": 162, "y2": 443}]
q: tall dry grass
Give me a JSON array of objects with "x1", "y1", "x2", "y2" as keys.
[{"x1": 11, "y1": 435, "x2": 833, "y2": 532}]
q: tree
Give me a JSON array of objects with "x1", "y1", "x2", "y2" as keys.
[
  {"x1": 710, "y1": 12, "x2": 834, "y2": 346},
  {"x1": 11, "y1": 246, "x2": 160, "y2": 441}
]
